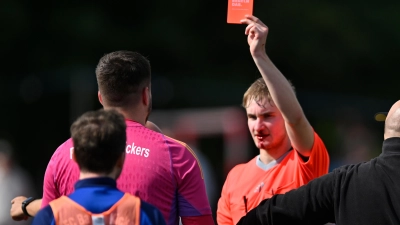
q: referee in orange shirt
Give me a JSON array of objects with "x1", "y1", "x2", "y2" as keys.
[{"x1": 216, "y1": 15, "x2": 330, "y2": 225}]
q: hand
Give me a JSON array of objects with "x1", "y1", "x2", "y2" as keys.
[
  {"x1": 240, "y1": 15, "x2": 269, "y2": 56},
  {"x1": 10, "y1": 196, "x2": 28, "y2": 221}
]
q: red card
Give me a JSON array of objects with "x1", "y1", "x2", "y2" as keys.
[{"x1": 227, "y1": 0, "x2": 254, "y2": 24}]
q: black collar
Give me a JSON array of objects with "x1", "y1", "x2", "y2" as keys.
[{"x1": 382, "y1": 137, "x2": 400, "y2": 154}]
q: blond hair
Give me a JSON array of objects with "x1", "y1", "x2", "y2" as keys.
[{"x1": 242, "y1": 77, "x2": 295, "y2": 108}]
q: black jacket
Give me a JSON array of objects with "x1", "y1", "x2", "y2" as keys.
[{"x1": 237, "y1": 137, "x2": 400, "y2": 225}]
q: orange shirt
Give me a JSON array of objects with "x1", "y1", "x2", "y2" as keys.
[{"x1": 217, "y1": 132, "x2": 329, "y2": 225}]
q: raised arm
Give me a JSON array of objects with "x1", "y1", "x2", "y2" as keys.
[{"x1": 241, "y1": 15, "x2": 314, "y2": 156}]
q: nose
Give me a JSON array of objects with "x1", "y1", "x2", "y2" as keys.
[{"x1": 254, "y1": 118, "x2": 265, "y2": 132}]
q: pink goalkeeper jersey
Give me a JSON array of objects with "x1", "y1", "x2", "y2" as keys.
[{"x1": 42, "y1": 120, "x2": 212, "y2": 225}]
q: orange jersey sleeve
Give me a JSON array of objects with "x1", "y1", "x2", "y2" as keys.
[{"x1": 294, "y1": 131, "x2": 330, "y2": 180}]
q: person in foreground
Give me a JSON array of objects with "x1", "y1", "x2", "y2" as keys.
[
  {"x1": 237, "y1": 99, "x2": 400, "y2": 225},
  {"x1": 32, "y1": 109, "x2": 166, "y2": 225},
  {"x1": 11, "y1": 51, "x2": 213, "y2": 225},
  {"x1": 216, "y1": 15, "x2": 330, "y2": 225},
  {"x1": 9, "y1": 120, "x2": 161, "y2": 222}
]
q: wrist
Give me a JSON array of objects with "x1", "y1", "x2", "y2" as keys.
[
  {"x1": 251, "y1": 49, "x2": 268, "y2": 59},
  {"x1": 251, "y1": 51, "x2": 269, "y2": 64},
  {"x1": 21, "y1": 197, "x2": 36, "y2": 217}
]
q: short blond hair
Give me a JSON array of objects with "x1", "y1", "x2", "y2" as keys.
[{"x1": 242, "y1": 78, "x2": 295, "y2": 108}]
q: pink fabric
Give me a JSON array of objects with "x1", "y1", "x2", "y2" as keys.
[
  {"x1": 181, "y1": 215, "x2": 215, "y2": 225},
  {"x1": 42, "y1": 120, "x2": 212, "y2": 225}
]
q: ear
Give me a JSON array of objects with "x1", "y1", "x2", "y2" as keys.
[
  {"x1": 116, "y1": 153, "x2": 126, "y2": 168},
  {"x1": 98, "y1": 91, "x2": 103, "y2": 105},
  {"x1": 141, "y1": 87, "x2": 150, "y2": 106}
]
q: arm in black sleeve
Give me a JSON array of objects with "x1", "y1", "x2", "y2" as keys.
[{"x1": 237, "y1": 172, "x2": 337, "y2": 225}]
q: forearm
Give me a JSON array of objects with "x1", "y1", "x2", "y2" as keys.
[
  {"x1": 27, "y1": 199, "x2": 42, "y2": 217},
  {"x1": 252, "y1": 52, "x2": 304, "y2": 124},
  {"x1": 252, "y1": 52, "x2": 315, "y2": 153}
]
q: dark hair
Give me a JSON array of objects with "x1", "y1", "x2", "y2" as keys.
[
  {"x1": 95, "y1": 50, "x2": 151, "y2": 106},
  {"x1": 70, "y1": 109, "x2": 126, "y2": 174}
]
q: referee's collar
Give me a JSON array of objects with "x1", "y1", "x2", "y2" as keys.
[{"x1": 74, "y1": 177, "x2": 117, "y2": 190}]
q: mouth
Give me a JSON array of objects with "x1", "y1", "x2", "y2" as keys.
[{"x1": 255, "y1": 134, "x2": 268, "y2": 140}]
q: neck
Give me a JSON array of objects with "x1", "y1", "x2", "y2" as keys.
[
  {"x1": 259, "y1": 138, "x2": 291, "y2": 164},
  {"x1": 79, "y1": 171, "x2": 116, "y2": 180},
  {"x1": 103, "y1": 106, "x2": 147, "y2": 126}
]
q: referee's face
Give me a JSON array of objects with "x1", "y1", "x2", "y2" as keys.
[{"x1": 246, "y1": 98, "x2": 287, "y2": 150}]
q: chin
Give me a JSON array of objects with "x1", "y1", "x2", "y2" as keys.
[
  {"x1": 256, "y1": 141, "x2": 272, "y2": 150},
  {"x1": 256, "y1": 142, "x2": 265, "y2": 149}
]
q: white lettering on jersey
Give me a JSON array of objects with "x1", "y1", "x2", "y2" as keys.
[{"x1": 125, "y1": 142, "x2": 150, "y2": 157}]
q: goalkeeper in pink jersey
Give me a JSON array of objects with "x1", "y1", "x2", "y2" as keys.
[{"x1": 10, "y1": 51, "x2": 214, "y2": 225}]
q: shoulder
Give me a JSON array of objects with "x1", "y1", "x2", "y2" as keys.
[
  {"x1": 291, "y1": 130, "x2": 328, "y2": 161},
  {"x1": 226, "y1": 158, "x2": 256, "y2": 180},
  {"x1": 31, "y1": 205, "x2": 54, "y2": 225},
  {"x1": 163, "y1": 135, "x2": 191, "y2": 149},
  {"x1": 332, "y1": 161, "x2": 371, "y2": 176},
  {"x1": 145, "y1": 121, "x2": 163, "y2": 133},
  {"x1": 311, "y1": 131, "x2": 326, "y2": 146},
  {"x1": 56, "y1": 138, "x2": 73, "y2": 151},
  {"x1": 164, "y1": 136, "x2": 206, "y2": 179},
  {"x1": 305, "y1": 130, "x2": 329, "y2": 154},
  {"x1": 328, "y1": 161, "x2": 375, "y2": 187},
  {"x1": 229, "y1": 164, "x2": 247, "y2": 175},
  {"x1": 51, "y1": 138, "x2": 73, "y2": 159},
  {"x1": 291, "y1": 130, "x2": 326, "y2": 151},
  {"x1": 164, "y1": 135, "x2": 198, "y2": 159},
  {"x1": 46, "y1": 138, "x2": 73, "y2": 170}
]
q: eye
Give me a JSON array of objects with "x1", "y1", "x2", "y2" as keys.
[
  {"x1": 248, "y1": 115, "x2": 256, "y2": 120},
  {"x1": 263, "y1": 113, "x2": 272, "y2": 118}
]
